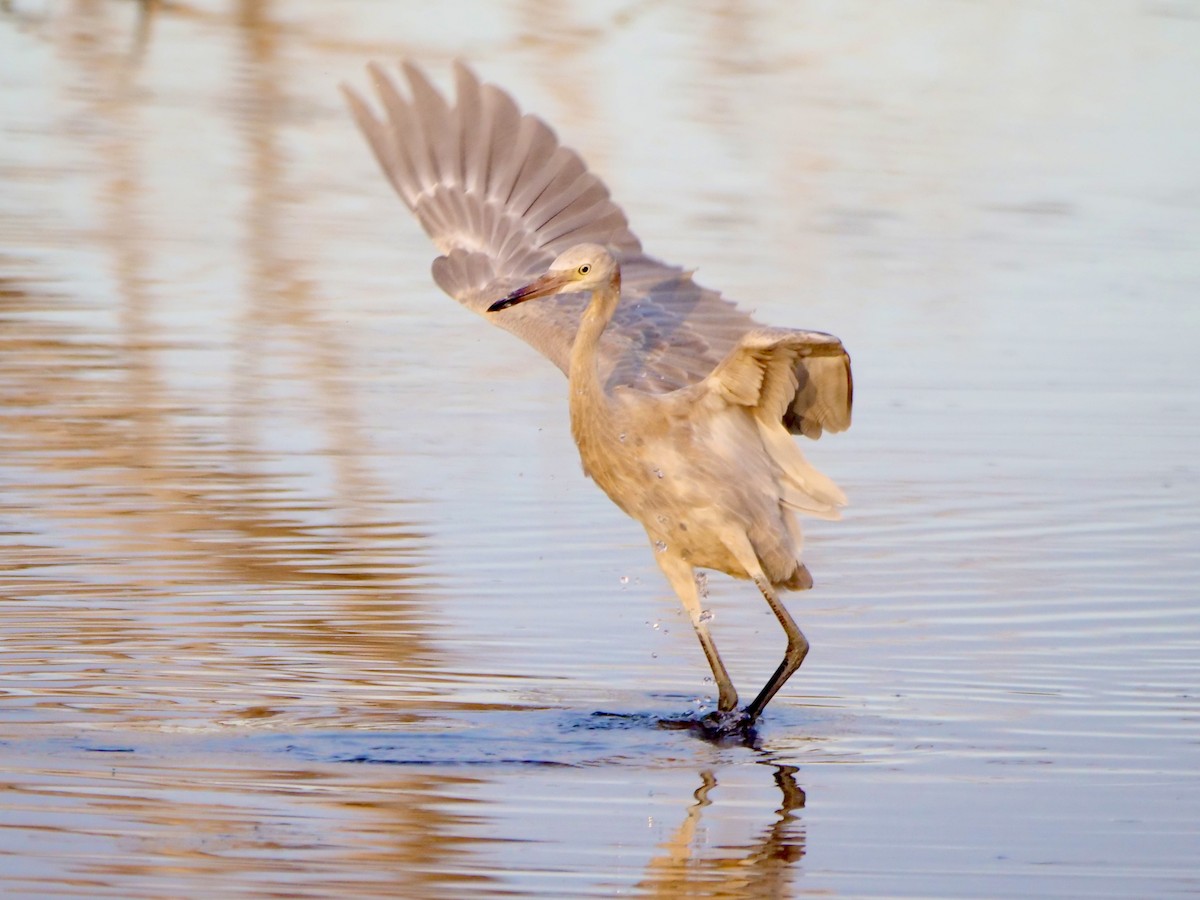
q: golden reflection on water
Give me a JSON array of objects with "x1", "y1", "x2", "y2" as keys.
[
  {"x1": 0, "y1": 264, "x2": 438, "y2": 730},
  {"x1": 3, "y1": 750, "x2": 502, "y2": 896},
  {"x1": 0, "y1": 0, "x2": 438, "y2": 733},
  {"x1": 0, "y1": 7, "x2": 522, "y2": 889}
]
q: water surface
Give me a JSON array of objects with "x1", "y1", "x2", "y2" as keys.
[{"x1": 2, "y1": 2, "x2": 1198, "y2": 896}]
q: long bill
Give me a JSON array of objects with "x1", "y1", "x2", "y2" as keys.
[{"x1": 487, "y1": 271, "x2": 571, "y2": 312}]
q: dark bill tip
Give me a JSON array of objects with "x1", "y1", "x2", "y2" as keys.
[
  {"x1": 487, "y1": 292, "x2": 523, "y2": 313},
  {"x1": 486, "y1": 272, "x2": 567, "y2": 313}
]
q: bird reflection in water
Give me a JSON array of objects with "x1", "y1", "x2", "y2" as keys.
[{"x1": 638, "y1": 765, "x2": 806, "y2": 897}]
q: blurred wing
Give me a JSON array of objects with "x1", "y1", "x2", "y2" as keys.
[{"x1": 343, "y1": 61, "x2": 852, "y2": 439}]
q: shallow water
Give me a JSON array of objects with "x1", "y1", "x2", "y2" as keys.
[{"x1": 2, "y1": 2, "x2": 1199, "y2": 896}]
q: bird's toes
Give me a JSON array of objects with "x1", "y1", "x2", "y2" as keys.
[{"x1": 698, "y1": 707, "x2": 756, "y2": 737}]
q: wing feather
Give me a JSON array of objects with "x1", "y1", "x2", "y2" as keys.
[{"x1": 696, "y1": 329, "x2": 847, "y2": 516}]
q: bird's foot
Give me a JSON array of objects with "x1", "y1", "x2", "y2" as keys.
[{"x1": 698, "y1": 707, "x2": 756, "y2": 738}]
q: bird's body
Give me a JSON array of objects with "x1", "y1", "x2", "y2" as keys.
[
  {"x1": 561, "y1": 262, "x2": 829, "y2": 590},
  {"x1": 582, "y1": 385, "x2": 810, "y2": 589},
  {"x1": 344, "y1": 63, "x2": 852, "y2": 727}
]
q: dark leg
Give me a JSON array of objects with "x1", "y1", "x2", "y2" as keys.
[
  {"x1": 722, "y1": 530, "x2": 809, "y2": 723},
  {"x1": 743, "y1": 573, "x2": 808, "y2": 722}
]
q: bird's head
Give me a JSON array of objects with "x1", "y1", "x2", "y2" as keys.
[{"x1": 488, "y1": 244, "x2": 617, "y2": 312}]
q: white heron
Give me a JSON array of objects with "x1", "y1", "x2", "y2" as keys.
[{"x1": 343, "y1": 62, "x2": 852, "y2": 728}]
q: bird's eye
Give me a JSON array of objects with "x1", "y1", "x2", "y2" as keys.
[{"x1": 578, "y1": 264, "x2": 591, "y2": 275}]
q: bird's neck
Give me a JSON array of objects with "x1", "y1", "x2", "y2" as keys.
[
  {"x1": 568, "y1": 274, "x2": 619, "y2": 391},
  {"x1": 568, "y1": 275, "x2": 620, "y2": 451}
]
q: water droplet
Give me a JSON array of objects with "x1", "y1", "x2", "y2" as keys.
[
  {"x1": 703, "y1": 675, "x2": 713, "y2": 684},
  {"x1": 699, "y1": 609, "x2": 714, "y2": 624},
  {"x1": 652, "y1": 621, "x2": 660, "y2": 630},
  {"x1": 619, "y1": 575, "x2": 630, "y2": 585},
  {"x1": 654, "y1": 539, "x2": 667, "y2": 553},
  {"x1": 656, "y1": 514, "x2": 669, "y2": 525},
  {"x1": 618, "y1": 432, "x2": 627, "y2": 442},
  {"x1": 653, "y1": 467, "x2": 665, "y2": 479}
]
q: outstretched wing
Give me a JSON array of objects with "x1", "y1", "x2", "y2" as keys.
[{"x1": 342, "y1": 61, "x2": 852, "y2": 439}]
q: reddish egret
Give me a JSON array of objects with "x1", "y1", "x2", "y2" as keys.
[{"x1": 343, "y1": 62, "x2": 852, "y2": 728}]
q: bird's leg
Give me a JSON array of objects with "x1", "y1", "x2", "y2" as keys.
[
  {"x1": 655, "y1": 552, "x2": 738, "y2": 712},
  {"x1": 723, "y1": 532, "x2": 809, "y2": 723},
  {"x1": 743, "y1": 576, "x2": 809, "y2": 722}
]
